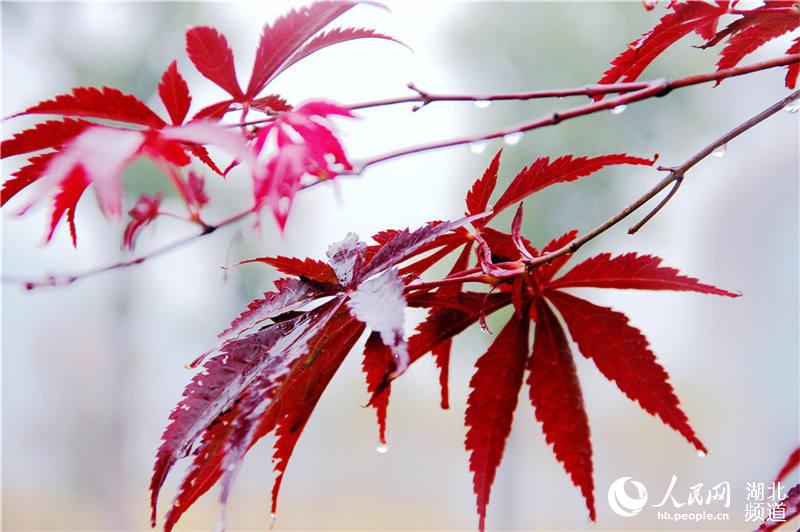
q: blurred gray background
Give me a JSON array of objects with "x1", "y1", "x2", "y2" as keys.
[{"x1": 2, "y1": 1, "x2": 798, "y2": 530}]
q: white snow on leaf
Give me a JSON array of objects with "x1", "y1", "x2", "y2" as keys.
[
  {"x1": 348, "y1": 268, "x2": 409, "y2": 376},
  {"x1": 326, "y1": 232, "x2": 365, "y2": 287}
]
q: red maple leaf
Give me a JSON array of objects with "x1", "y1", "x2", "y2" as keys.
[
  {"x1": 10, "y1": 86, "x2": 167, "y2": 127},
  {"x1": 148, "y1": 149, "x2": 738, "y2": 531},
  {"x1": 240, "y1": 255, "x2": 339, "y2": 285},
  {"x1": 150, "y1": 213, "x2": 481, "y2": 530},
  {"x1": 251, "y1": 100, "x2": 354, "y2": 229},
  {"x1": 184, "y1": 2, "x2": 402, "y2": 121},
  {"x1": 123, "y1": 194, "x2": 162, "y2": 250},
  {"x1": 2, "y1": 2, "x2": 404, "y2": 248},
  {"x1": 598, "y1": 1, "x2": 731, "y2": 86},
  {"x1": 776, "y1": 446, "x2": 800, "y2": 483},
  {"x1": 400, "y1": 153, "x2": 736, "y2": 531},
  {"x1": 700, "y1": 1, "x2": 800, "y2": 77},
  {"x1": 1, "y1": 118, "x2": 93, "y2": 159},
  {"x1": 158, "y1": 61, "x2": 192, "y2": 126},
  {"x1": 7, "y1": 122, "x2": 251, "y2": 245},
  {"x1": 185, "y1": 26, "x2": 244, "y2": 100},
  {"x1": 465, "y1": 310, "x2": 530, "y2": 531},
  {"x1": 599, "y1": 1, "x2": 799, "y2": 92}
]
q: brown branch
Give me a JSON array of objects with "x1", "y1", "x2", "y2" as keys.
[
  {"x1": 525, "y1": 89, "x2": 800, "y2": 268},
  {"x1": 4, "y1": 55, "x2": 797, "y2": 290},
  {"x1": 627, "y1": 175, "x2": 683, "y2": 235},
  {"x1": 351, "y1": 80, "x2": 655, "y2": 112},
  {"x1": 4, "y1": 211, "x2": 247, "y2": 290},
  {"x1": 233, "y1": 80, "x2": 657, "y2": 128},
  {"x1": 351, "y1": 55, "x2": 799, "y2": 172},
  {"x1": 233, "y1": 54, "x2": 798, "y2": 128}
]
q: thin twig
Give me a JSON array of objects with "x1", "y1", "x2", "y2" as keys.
[
  {"x1": 235, "y1": 54, "x2": 798, "y2": 129},
  {"x1": 4, "y1": 56, "x2": 797, "y2": 290},
  {"x1": 627, "y1": 176, "x2": 683, "y2": 234},
  {"x1": 351, "y1": 55, "x2": 798, "y2": 172}
]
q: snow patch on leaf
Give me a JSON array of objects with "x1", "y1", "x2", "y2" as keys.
[
  {"x1": 348, "y1": 268, "x2": 409, "y2": 376},
  {"x1": 326, "y1": 232, "x2": 366, "y2": 287}
]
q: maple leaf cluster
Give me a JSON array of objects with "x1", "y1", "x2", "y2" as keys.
[
  {"x1": 1, "y1": 1, "x2": 400, "y2": 245},
  {"x1": 2, "y1": 1, "x2": 797, "y2": 530},
  {"x1": 600, "y1": 0, "x2": 800, "y2": 90},
  {"x1": 148, "y1": 149, "x2": 740, "y2": 531}
]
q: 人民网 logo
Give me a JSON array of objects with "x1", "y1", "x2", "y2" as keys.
[{"x1": 608, "y1": 477, "x2": 649, "y2": 517}]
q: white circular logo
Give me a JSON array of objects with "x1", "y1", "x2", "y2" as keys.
[{"x1": 607, "y1": 477, "x2": 648, "y2": 517}]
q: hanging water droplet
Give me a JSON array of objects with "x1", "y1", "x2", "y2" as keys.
[
  {"x1": 269, "y1": 513, "x2": 277, "y2": 530},
  {"x1": 474, "y1": 99, "x2": 491, "y2": 109},
  {"x1": 783, "y1": 99, "x2": 800, "y2": 113},
  {"x1": 711, "y1": 144, "x2": 727, "y2": 158},
  {"x1": 376, "y1": 443, "x2": 389, "y2": 454},
  {"x1": 503, "y1": 132, "x2": 523, "y2": 145},
  {"x1": 469, "y1": 141, "x2": 487, "y2": 154},
  {"x1": 610, "y1": 104, "x2": 627, "y2": 115},
  {"x1": 697, "y1": 450, "x2": 707, "y2": 457}
]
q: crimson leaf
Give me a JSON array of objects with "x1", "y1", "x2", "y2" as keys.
[
  {"x1": 158, "y1": 61, "x2": 192, "y2": 125},
  {"x1": 598, "y1": 1, "x2": 730, "y2": 86},
  {"x1": 1, "y1": 118, "x2": 92, "y2": 159},
  {"x1": 491, "y1": 153, "x2": 656, "y2": 220},
  {"x1": 185, "y1": 26, "x2": 244, "y2": 99},
  {"x1": 11, "y1": 86, "x2": 166, "y2": 128},
  {"x1": 245, "y1": 1, "x2": 356, "y2": 98},
  {"x1": 465, "y1": 310, "x2": 530, "y2": 532},
  {"x1": 548, "y1": 252, "x2": 740, "y2": 296},
  {"x1": 545, "y1": 289, "x2": 707, "y2": 453},
  {"x1": 528, "y1": 299, "x2": 595, "y2": 520}
]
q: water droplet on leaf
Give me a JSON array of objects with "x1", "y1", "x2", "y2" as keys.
[
  {"x1": 711, "y1": 144, "x2": 727, "y2": 158},
  {"x1": 503, "y1": 132, "x2": 523, "y2": 145},
  {"x1": 376, "y1": 443, "x2": 389, "y2": 454},
  {"x1": 469, "y1": 141, "x2": 487, "y2": 154},
  {"x1": 610, "y1": 104, "x2": 627, "y2": 115},
  {"x1": 474, "y1": 100, "x2": 491, "y2": 109},
  {"x1": 697, "y1": 450, "x2": 707, "y2": 457}
]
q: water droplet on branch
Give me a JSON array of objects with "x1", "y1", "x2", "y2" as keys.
[
  {"x1": 503, "y1": 132, "x2": 523, "y2": 145},
  {"x1": 711, "y1": 144, "x2": 727, "y2": 158},
  {"x1": 469, "y1": 141, "x2": 488, "y2": 154},
  {"x1": 473, "y1": 100, "x2": 491, "y2": 109},
  {"x1": 783, "y1": 100, "x2": 800, "y2": 113},
  {"x1": 610, "y1": 104, "x2": 627, "y2": 115}
]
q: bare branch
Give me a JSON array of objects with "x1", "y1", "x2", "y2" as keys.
[
  {"x1": 4, "y1": 56, "x2": 797, "y2": 290},
  {"x1": 526, "y1": 89, "x2": 800, "y2": 268}
]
